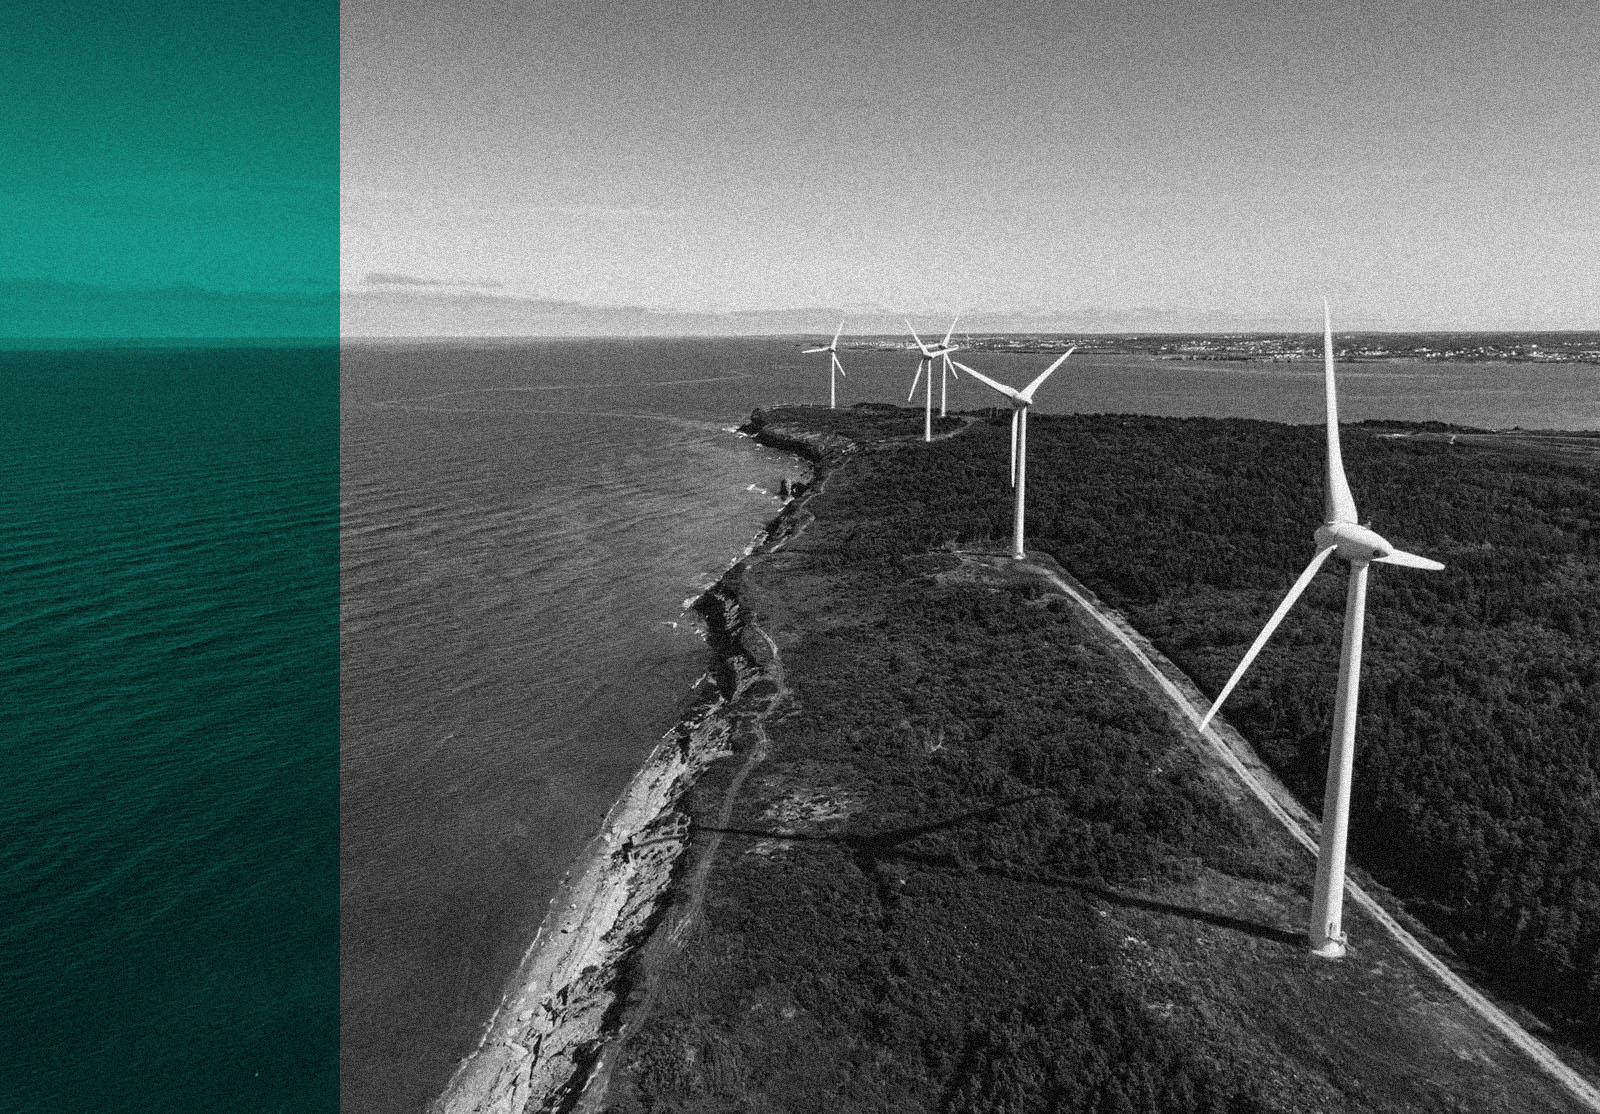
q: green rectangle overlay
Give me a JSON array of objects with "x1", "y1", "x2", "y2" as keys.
[{"x1": 1, "y1": 2, "x2": 338, "y2": 1111}]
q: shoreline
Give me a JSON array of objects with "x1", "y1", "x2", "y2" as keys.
[
  {"x1": 430, "y1": 419, "x2": 838, "y2": 1114},
  {"x1": 427, "y1": 408, "x2": 1600, "y2": 1112}
]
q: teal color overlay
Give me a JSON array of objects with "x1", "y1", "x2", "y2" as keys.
[
  {"x1": 2, "y1": 0, "x2": 338, "y2": 1109},
  {"x1": 0, "y1": 345, "x2": 339, "y2": 1112},
  {"x1": 1, "y1": 0, "x2": 338, "y2": 338}
]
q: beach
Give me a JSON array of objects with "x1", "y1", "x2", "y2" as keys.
[{"x1": 430, "y1": 427, "x2": 836, "y2": 1113}]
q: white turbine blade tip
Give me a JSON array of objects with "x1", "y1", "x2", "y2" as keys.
[
  {"x1": 1020, "y1": 346, "x2": 1075, "y2": 400},
  {"x1": 1375, "y1": 548, "x2": 1445, "y2": 571},
  {"x1": 1322, "y1": 306, "x2": 1359, "y2": 525},
  {"x1": 952, "y1": 360, "x2": 1021, "y2": 400}
]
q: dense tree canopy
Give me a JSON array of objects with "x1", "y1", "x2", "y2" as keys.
[{"x1": 752, "y1": 406, "x2": 1600, "y2": 1046}]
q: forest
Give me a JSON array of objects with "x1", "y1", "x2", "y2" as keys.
[
  {"x1": 750, "y1": 404, "x2": 1600, "y2": 1049},
  {"x1": 592, "y1": 404, "x2": 1591, "y2": 1113}
]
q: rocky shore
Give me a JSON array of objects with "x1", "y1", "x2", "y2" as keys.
[{"x1": 429, "y1": 418, "x2": 840, "y2": 1114}]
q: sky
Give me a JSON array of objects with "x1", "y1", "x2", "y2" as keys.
[
  {"x1": 340, "y1": 0, "x2": 1599, "y2": 334},
  {"x1": 2, "y1": 0, "x2": 336, "y2": 336},
  {"x1": 3, "y1": 2, "x2": 1592, "y2": 336}
]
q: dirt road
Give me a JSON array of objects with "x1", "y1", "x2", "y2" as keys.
[{"x1": 1008, "y1": 554, "x2": 1600, "y2": 1112}]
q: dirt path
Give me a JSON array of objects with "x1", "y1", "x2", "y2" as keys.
[
  {"x1": 667, "y1": 630, "x2": 787, "y2": 950},
  {"x1": 997, "y1": 553, "x2": 1600, "y2": 1112},
  {"x1": 571, "y1": 638, "x2": 787, "y2": 1113},
  {"x1": 569, "y1": 448, "x2": 833, "y2": 1112}
]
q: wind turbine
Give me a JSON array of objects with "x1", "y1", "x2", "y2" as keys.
[
  {"x1": 1196, "y1": 303, "x2": 1444, "y2": 959},
  {"x1": 905, "y1": 317, "x2": 961, "y2": 441},
  {"x1": 951, "y1": 348, "x2": 1075, "y2": 559},
  {"x1": 802, "y1": 321, "x2": 847, "y2": 409}
]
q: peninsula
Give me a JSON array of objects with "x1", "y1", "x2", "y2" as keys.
[{"x1": 438, "y1": 405, "x2": 1600, "y2": 1114}]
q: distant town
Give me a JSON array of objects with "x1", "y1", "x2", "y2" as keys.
[{"x1": 845, "y1": 332, "x2": 1600, "y2": 363}]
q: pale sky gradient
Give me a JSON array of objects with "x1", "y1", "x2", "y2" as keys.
[{"x1": 340, "y1": 0, "x2": 1599, "y2": 331}]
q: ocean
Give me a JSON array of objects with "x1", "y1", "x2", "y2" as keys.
[
  {"x1": 5, "y1": 338, "x2": 1595, "y2": 1114},
  {"x1": 339, "y1": 339, "x2": 811, "y2": 1114},
  {"x1": 0, "y1": 343, "x2": 338, "y2": 1114}
]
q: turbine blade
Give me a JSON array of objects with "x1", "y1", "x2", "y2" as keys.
[
  {"x1": 908, "y1": 363, "x2": 923, "y2": 401},
  {"x1": 802, "y1": 346, "x2": 827, "y2": 353},
  {"x1": 1324, "y1": 301, "x2": 1359, "y2": 525},
  {"x1": 951, "y1": 360, "x2": 1022, "y2": 402},
  {"x1": 946, "y1": 354, "x2": 959, "y2": 379},
  {"x1": 1375, "y1": 548, "x2": 1445, "y2": 571},
  {"x1": 942, "y1": 315, "x2": 959, "y2": 347},
  {"x1": 831, "y1": 319, "x2": 844, "y2": 349},
  {"x1": 905, "y1": 318, "x2": 932, "y2": 355},
  {"x1": 833, "y1": 354, "x2": 846, "y2": 377},
  {"x1": 1019, "y1": 346, "x2": 1075, "y2": 402},
  {"x1": 1198, "y1": 546, "x2": 1338, "y2": 735}
]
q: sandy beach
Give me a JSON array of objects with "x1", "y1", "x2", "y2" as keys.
[{"x1": 428, "y1": 430, "x2": 830, "y2": 1114}]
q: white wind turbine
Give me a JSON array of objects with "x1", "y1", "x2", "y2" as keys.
[
  {"x1": 951, "y1": 348, "x2": 1075, "y2": 559},
  {"x1": 802, "y1": 321, "x2": 847, "y2": 409},
  {"x1": 1196, "y1": 303, "x2": 1443, "y2": 958},
  {"x1": 905, "y1": 317, "x2": 961, "y2": 442}
]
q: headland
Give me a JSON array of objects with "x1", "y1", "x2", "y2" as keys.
[{"x1": 437, "y1": 405, "x2": 1600, "y2": 1113}]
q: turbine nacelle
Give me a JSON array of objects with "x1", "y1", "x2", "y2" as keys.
[
  {"x1": 804, "y1": 320, "x2": 845, "y2": 355},
  {"x1": 805, "y1": 320, "x2": 847, "y2": 407},
  {"x1": 906, "y1": 316, "x2": 961, "y2": 360},
  {"x1": 1315, "y1": 521, "x2": 1398, "y2": 565},
  {"x1": 1312, "y1": 521, "x2": 1444, "y2": 570}
]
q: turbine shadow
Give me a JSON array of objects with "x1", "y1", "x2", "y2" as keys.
[
  {"x1": 876, "y1": 851, "x2": 1304, "y2": 949},
  {"x1": 693, "y1": 792, "x2": 1053, "y2": 852},
  {"x1": 1055, "y1": 879, "x2": 1304, "y2": 948},
  {"x1": 694, "y1": 793, "x2": 1301, "y2": 949}
]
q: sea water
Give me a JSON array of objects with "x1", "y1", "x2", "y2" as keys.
[
  {"x1": 339, "y1": 339, "x2": 812, "y2": 1114},
  {"x1": 0, "y1": 343, "x2": 338, "y2": 1114}
]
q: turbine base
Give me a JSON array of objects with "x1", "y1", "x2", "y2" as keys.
[{"x1": 1308, "y1": 936, "x2": 1347, "y2": 960}]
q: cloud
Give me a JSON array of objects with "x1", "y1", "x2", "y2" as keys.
[
  {"x1": 338, "y1": 286, "x2": 1325, "y2": 337},
  {"x1": 0, "y1": 278, "x2": 337, "y2": 339},
  {"x1": 363, "y1": 271, "x2": 503, "y2": 289}
]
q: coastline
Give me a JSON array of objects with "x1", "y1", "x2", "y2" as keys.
[
  {"x1": 430, "y1": 419, "x2": 839, "y2": 1114},
  {"x1": 427, "y1": 408, "x2": 1600, "y2": 1112}
]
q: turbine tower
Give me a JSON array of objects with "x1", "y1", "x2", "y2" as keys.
[
  {"x1": 951, "y1": 348, "x2": 1074, "y2": 559},
  {"x1": 802, "y1": 321, "x2": 847, "y2": 409},
  {"x1": 905, "y1": 317, "x2": 961, "y2": 442},
  {"x1": 1196, "y1": 303, "x2": 1444, "y2": 958}
]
